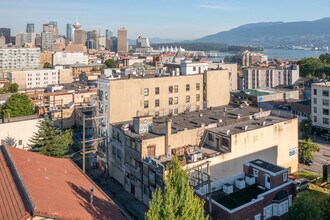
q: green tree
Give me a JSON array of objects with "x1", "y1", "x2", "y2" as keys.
[
  {"x1": 29, "y1": 116, "x2": 73, "y2": 157},
  {"x1": 104, "y1": 59, "x2": 118, "y2": 68},
  {"x1": 299, "y1": 138, "x2": 319, "y2": 162},
  {"x1": 0, "y1": 82, "x2": 19, "y2": 94},
  {"x1": 288, "y1": 192, "x2": 323, "y2": 220},
  {"x1": 300, "y1": 118, "x2": 312, "y2": 139},
  {"x1": 319, "y1": 53, "x2": 330, "y2": 64},
  {"x1": 43, "y1": 62, "x2": 52, "y2": 69},
  {"x1": 322, "y1": 195, "x2": 330, "y2": 219},
  {"x1": 1, "y1": 93, "x2": 34, "y2": 118},
  {"x1": 297, "y1": 57, "x2": 325, "y2": 77},
  {"x1": 145, "y1": 157, "x2": 206, "y2": 220}
]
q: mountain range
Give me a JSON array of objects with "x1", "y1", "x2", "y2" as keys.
[{"x1": 191, "y1": 18, "x2": 330, "y2": 48}]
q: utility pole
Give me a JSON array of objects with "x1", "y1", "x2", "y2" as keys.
[{"x1": 82, "y1": 113, "x2": 86, "y2": 173}]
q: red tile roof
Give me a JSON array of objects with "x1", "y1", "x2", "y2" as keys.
[
  {"x1": 0, "y1": 149, "x2": 30, "y2": 220},
  {"x1": 5, "y1": 147, "x2": 127, "y2": 220}
]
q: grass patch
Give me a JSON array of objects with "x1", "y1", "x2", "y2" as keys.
[{"x1": 291, "y1": 171, "x2": 320, "y2": 180}]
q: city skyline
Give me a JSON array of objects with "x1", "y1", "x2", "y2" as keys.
[{"x1": 1, "y1": 0, "x2": 330, "y2": 40}]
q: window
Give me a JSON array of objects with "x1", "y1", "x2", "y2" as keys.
[
  {"x1": 169, "y1": 109, "x2": 173, "y2": 115},
  {"x1": 323, "y1": 99, "x2": 329, "y2": 106},
  {"x1": 208, "y1": 133, "x2": 214, "y2": 141},
  {"x1": 117, "y1": 149, "x2": 122, "y2": 159},
  {"x1": 144, "y1": 100, "x2": 149, "y2": 108},
  {"x1": 144, "y1": 88, "x2": 149, "y2": 96},
  {"x1": 169, "y1": 98, "x2": 173, "y2": 105},
  {"x1": 193, "y1": 67, "x2": 196, "y2": 71},
  {"x1": 169, "y1": 86, "x2": 173, "y2": 93},
  {"x1": 254, "y1": 214, "x2": 261, "y2": 220},
  {"x1": 112, "y1": 146, "x2": 117, "y2": 155},
  {"x1": 18, "y1": 140, "x2": 22, "y2": 145},
  {"x1": 253, "y1": 168, "x2": 259, "y2": 177},
  {"x1": 323, "y1": 118, "x2": 329, "y2": 125},
  {"x1": 323, "y1": 109, "x2": 329, "y2": 115},
  {"x1": 186, "y1": 84, "x2": 190, "y2": 91},
  {"x1": 155, "y1": 87, "x2": 159, "y2": 95},
  {"x1": 196, "y1": 83, "x2": 200, "y2": 90},
  {"x1": 313, "y1": 98, "x2": 317, "y2": 104},
  {"x1": 186, "y1": 95, "x2": 190, "y2": 103},
  {"x1": 174, "y1": 108, "x2": 178, "y2": 115},
  {"x1": 155, "y1": 99, "x2": 159, "y2": 107},
  {"x1": 263, "y1": 205, "x2": 273, "y2": 220},
  {"x1": 314, "y1": 107, "x2": 317, "y2": 113},
  {"x1": 283, "y1": 172, "x2": 288, "y2": 182},
  {"x1": 196, "y1": 94, "x2": 200, "y2": 102},
  {"x1": 314, "y1": 89, "x2": 317, "y2": 95},
  {"x1": 174, "y1": 97, "x2": 178, "y2": 104},
  {"x1": 314, "y1": 116, "x2": 317, "y2": 122},
  {"x1": 323, "y1": 90, "x2": 329, "y2": 97},
  {"x1": 174, "y1": 85, "x2": 178, "y2": 93}
]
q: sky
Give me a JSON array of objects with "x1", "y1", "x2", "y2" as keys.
[{"x1": 1, "y1": 0, "x2": 330, "y2": 40}]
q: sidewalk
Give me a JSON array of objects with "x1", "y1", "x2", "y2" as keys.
[{"x1": 88, "y1": 169, "x2": 148, "y2": 220}]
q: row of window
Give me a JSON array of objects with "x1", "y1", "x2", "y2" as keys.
[
  {"x1": 144, "y1": 83, "x2": 201, "y2": 96},
  {"x1": 313, "y1": 107, "x2": 329, "y2": 115},
  {"x1": 144, "y1": 95, "x2": 200, "y2": 108},
  {"x1": 313, "y1": 116, "x2": 329, "y2": 125},
  {"x1": 313, "y1": 98, "x2": 330, "y2": 105},
  {"x1": 313, "y1": 89, "x2": 329, "y2": 97}
]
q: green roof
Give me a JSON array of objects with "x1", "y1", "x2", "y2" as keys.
[{"x1": 240, "y1": 89, "x2": 269, "y2": 96}]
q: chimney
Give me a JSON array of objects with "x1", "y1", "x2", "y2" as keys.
[{"x1": 165, "y1": 118, "x2": 172, "y2": 155}]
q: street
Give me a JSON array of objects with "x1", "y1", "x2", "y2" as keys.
[{"x1": 302, "y1": 135, "x2": 330, "y2": 174}]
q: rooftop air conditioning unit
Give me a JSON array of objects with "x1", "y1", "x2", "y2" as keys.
[
  {"x1": 223, "y1": 183, "x2": 233, "y2": 194},
  {"x1": 235, "y1": 178, "x2": 246, "y2": 189},
  {"x1": 245, "y1": 175, "x2": 256, "y2": 185}
]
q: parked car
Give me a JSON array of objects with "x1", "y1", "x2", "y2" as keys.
[{"x1": 295, "y1": 178, "x2": 309, "y2": 192}]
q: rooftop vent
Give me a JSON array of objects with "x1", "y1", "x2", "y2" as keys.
[
  {"x1": 223, "y1": 183, "x2": 233, "y2": 194},
  {"x1": 237, "y1": 114, "x2": 241, "y2": 119},
  {"x1": 242, "y1": 125, "x2": 248, "y2": 130},
  {"x1": 226, "y1": 130, "x2": 230, "y2": 135},
  {"x1": 199, "y1": 113, "x2": 203, "y2": 117}
]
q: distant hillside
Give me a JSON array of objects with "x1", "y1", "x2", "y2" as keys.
[{"x1": 193, "y1": 18, "x2": 330, "y2": 47}]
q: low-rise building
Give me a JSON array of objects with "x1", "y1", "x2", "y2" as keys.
[
  {"x1": 53, "y1": 51, "x2": 87, "y2": 66},
  {"x1": 311, "y1": 82, "x2": 330, "y2": 132},
  {"x1": 40, "y1": 51, "x2": 53, "y2": 68},
  {"x1": 0, "y1": 115, "x2": 41, "y2": 150},
  {"x1": 208, "y1": 62, "x2": 238, "y2": 91},
  {"x1": 9, "y1": 66, "x2": 73, "y2": 90},
  {"x1": 240, "y1": 65, "x2": 299, "y2": 90},
  {"x1": 290, "y1": 100, "x2": 311, "y2": 122},
  {"x1": 231, "y1": 88, "x2": 299, "y2": 108},
  {"x1": 107, "y1": 105, "x2": 298, "y2": 205},
  {"x1": 196, "y1": 159, "x2": 296, "y2": 220},
  {"x1": 0, "y1": 146, "x2": 128, "y2": 220}
]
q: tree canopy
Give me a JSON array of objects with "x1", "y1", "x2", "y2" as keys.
[
  {"x1": 297, "y1": 53, "x2": 330, "y2": 78},
  {"x1": 145, "y1": 157, "x2": 206, "y2": 220},
  {"x1": 300, "y1": 118, "x2": 312, "y2": 139},
  {"x1": 0, "y1": 82, "x2": 18, "y2": 94},
  {"x1": 288, "y1": 191, "x2": 323, "y2": 220},
  {"x1": 43, "y1": 62, "x2": 52, "y2": 69},
  {"x1": 104, "y1": 59, "x2": 118, "y2": 68},
  {"x1": 29, "y1": 116, "x2": 73, "y2": 157},
  {"x1": 1, "y1": 93, "x2": 34, "y2": 118},
  {"x1": 299, "y1": 138, "x2": 319, "y2": 162}
]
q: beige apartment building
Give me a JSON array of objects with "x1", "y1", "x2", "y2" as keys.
[
  {"x1": 117, "y1": 27, "x2": 128, "y2": 54},
  {"x1": 107, "y1": 105, "x2": 298, "y2": 205},
  {"x1": 9, "y1": 67, "x2": 73, "y2": 90},
  {"x1": 97, "y1": 69, "x2": 230, "y2": 124},
  {"x1": 208, "y1": 62, "x2": 238, "y2": 90}
]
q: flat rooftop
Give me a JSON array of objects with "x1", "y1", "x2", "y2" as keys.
[
  {"x1": 113, "y1": 105, "x2": 291, "y2": 140},
  {"x1": 233, "y1": 87, "x2": 296, "y2": 97},
  {"x1": 249, "y1": 159, "x2": 285, "y2": 173},
  {"x1": 313, "y1": 82, "x2": 330, "y2": 87},
  {"x1": 214, "y1": 184, "x2": 268, "y2": 210}
]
